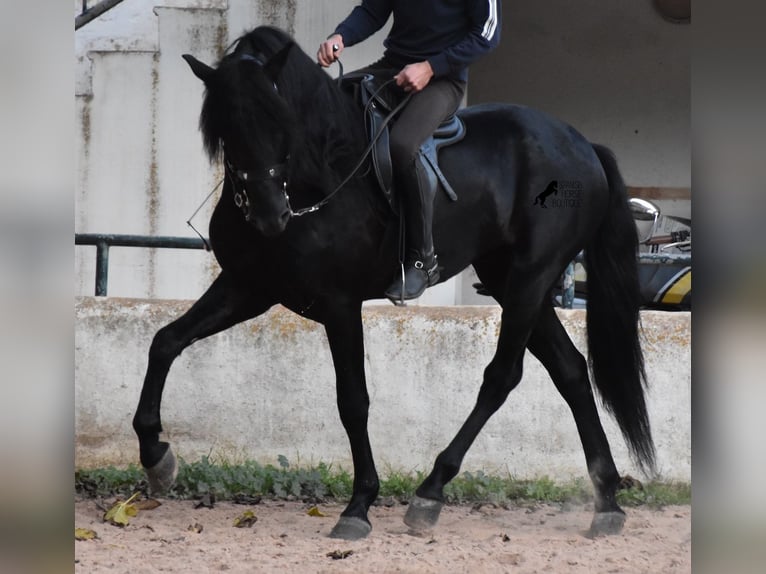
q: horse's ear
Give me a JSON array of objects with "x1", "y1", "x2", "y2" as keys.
[
  {"x1": 182, "y1": 54, "x2": 215, "y2": 84},
  {"x1": 263, "y1": 42, "x2": 294, "y2": 83}
]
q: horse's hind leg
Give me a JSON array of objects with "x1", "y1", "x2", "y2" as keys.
[
  {"x1": 527, "y1": 304, "x2": 625, "y2": 536},
  {"x1": 132, "y1": 272, "x2": 274, "y2": 493},
  {"x1": 405, "y1": 253, "x2": 562, "y2": 531}
]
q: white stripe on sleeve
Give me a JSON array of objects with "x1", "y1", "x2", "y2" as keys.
[{"x1": 481, "y1": 0, "x2": 498, "y2": 41}]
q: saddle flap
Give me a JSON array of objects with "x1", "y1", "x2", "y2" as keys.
[
  {"x1": 433, "y1": 115, "x2": 463, "y2": 141},
  {"x1": 340, "y1": 72, "x2": 465, "y2": 210}
]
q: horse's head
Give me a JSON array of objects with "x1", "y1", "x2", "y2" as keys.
[{"x1": 183, "y1": 33, "x2": 298, "y2": 236}]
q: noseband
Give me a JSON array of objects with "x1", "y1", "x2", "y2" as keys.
[
  {"x1": 225, "y1": 157, "x2": 290, "y2": 221},
  {"x1": 225, "y1": 155, "x2": 330, "y2": 220}
]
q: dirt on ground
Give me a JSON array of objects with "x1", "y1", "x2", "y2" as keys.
[{"x1": 75, "y1": 498, "x2": 690, "y2": 573}]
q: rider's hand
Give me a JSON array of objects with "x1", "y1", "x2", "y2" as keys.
[
  {"x1": 318, "y1": 34, "x2": 344, "y2": 67},
  {"x1": 394, "y1": 61, "x2": 434, "y2": 93}
]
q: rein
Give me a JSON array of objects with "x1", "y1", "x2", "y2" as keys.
[
  {"x1": 287, "y1": 74, "x2": 410, "y2": 217},
  {"x1": 225, "y1": 58, "x2": 411, "y2": 220}
]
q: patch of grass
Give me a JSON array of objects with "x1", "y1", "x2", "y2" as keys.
[
  {"x1": 75, "y1": 457, "x2": 690, "y2": 507},
  {"x1": 379, "y1": 470, "x2": 423, "y2": 499},
  {"x1": 445, "y1": 474, "x2": 594, "y2": 506},
  {"x1": 617, "y1": 480, "x2": 691, "y2": 508},
  {"x1": 75, "y1": 465, "x2": 145, "y2": 498}
]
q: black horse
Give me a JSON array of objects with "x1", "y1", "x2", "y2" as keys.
[{"x1": 133, "y1": 26, "x2": 654, "y2": 540}]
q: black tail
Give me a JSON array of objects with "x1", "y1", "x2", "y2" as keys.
[{"x1": 585, "y1": 144, "x2": 656, "y2": 474}]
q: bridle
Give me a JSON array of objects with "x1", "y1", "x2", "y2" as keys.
[
  {"x1": 222, "y1": 55, "x2": 411, "y2": 223},
  {"x1": 224, "y1": 156, "x2": 291, "y2": 221}
]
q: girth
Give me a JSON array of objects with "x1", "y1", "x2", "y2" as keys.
[{"x1": 341, "y1": 73, "x2": 465, "y2": 213}]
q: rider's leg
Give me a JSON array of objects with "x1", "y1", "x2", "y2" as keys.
[{"x1": 384, "y1": 77, "x2": 465, "y2": 301}]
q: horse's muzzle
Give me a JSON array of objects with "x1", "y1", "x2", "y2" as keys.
[{"x1": 251, "y1": 209, "x2": 292, "y2": 237}]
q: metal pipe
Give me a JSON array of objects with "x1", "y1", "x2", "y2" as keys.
[
  {"x1": 75, "y1": 0, "x2": 126, "y2": 30},
  {"x1": 95, "y1": 240, "x2": 110, "y2": 296},
  {"x1": 76, "y1": 234, "x2": 210, "y2": 296},
  {"x1": 75, "y1": 234, "x2": 208, "y2": 250}
]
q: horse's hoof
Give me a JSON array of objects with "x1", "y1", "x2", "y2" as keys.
[
  {"x1": 144, "y1": 445, "x2": 177, "y2": 494},
  {"x1": 328, "y1": 516, "x2": 372, "y2": 540},
  {"x1": 403, "y1": 496, "x2": 443, "y2": 531},
  {"x1": 587, "y1": 511, "x2": 626, "y2": 537}
]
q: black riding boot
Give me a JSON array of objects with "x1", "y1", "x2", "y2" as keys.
[{"x1": 384, "y1": 158, "x2": 440, "y2": 302}]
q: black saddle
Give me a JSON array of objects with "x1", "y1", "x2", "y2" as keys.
[{"x1": 340, "y1": 73, "x2": 465, "y2": 212}]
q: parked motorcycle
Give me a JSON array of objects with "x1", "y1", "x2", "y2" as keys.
[
  {"x1": 473, "y1": 197, "x2": 691, "y2": 310},
  {"x1": 625, "y1": 197, "x2": 691, "y2": 310}
]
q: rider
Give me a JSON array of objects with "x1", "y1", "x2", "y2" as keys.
[{"x1": 318, "y1": 1, "x2": 501, "y2": 301}]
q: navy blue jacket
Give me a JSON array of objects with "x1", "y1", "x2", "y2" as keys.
[{"x1": 334, "y1": 0, "x2": 501, "y2": 82}]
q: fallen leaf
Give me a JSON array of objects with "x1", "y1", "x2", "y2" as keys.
[
  {"x1": 195, "y1": 492, "x2": 216, "y2": 509},
  {"x1": 618, "y1": 474, "x2": 644, "y2": 490},
  {"x1": 327, "y1": 550, "x2": 354, "y2": 560},
  {"x1": 306, "y1": 506, "x2": 326, "y2": 517},
  {"x1": 373, "y1": 496, "x2": 396, "y2": 507},
  {"x1": 134, "y1": 498, "x2": 162, "y2": 511},
  {"x1": 233, "y1": 510, "x2": 257, "y2": 528},
  {"x1": 75, "y1": 528, "x2": 98, "y2": 541},
  {"x1": 103, "y1": 492, "x2": 140, "y2": 527},
  {"x1": 232, "y1": 494, "x2": 262, "y2": 506},
  {"x1": 187, "y1": 523, "x2": 204, "y2": 533}
]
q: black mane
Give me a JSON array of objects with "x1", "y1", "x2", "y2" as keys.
[{"x1": 198, "y1": 26, "x2": 365, "y2": 195}]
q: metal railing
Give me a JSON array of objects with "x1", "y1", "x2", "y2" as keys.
[
  {"x1": 76, "y1": 0, "x2": 126, "y2": 30},
  {"x1": 76, "y1": 233, "x2": 209, "y2": 296},
  {"x1": 76, "y1": 234, "x2": 691, "y2": 303}
]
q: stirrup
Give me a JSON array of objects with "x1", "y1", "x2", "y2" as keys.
[{"x1": 394, "y1": 263, "x2": 407, "y2": 307}]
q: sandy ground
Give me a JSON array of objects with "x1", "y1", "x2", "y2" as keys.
[{"x1": 75, "y1": 498, "x2": 690, "y2": 573}]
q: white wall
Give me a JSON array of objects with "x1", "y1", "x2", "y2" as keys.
[
  {"x1": 75, "y1": 298, "x2": 691, "y2": 481},
  {"x1": 76, "y1": 2, "x2": 228, "y2": 300}
]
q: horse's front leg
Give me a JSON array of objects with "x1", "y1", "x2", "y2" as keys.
[
  {"x1": 132, "y1": 272, "x2": 274, "y2": 493},
  {"x1": 323, "y1": 303, "x2": 379, "y2": 540}
]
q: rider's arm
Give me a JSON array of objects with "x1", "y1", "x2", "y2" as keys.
[
  {"x1": 334, "y1": 0, "x2": 393, "y2": 47},
  {"x1": 427, "y1": 0, "x2": 502, "y2": 79}
]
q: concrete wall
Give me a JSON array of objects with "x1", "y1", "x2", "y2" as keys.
[
  {"x1": 75, "y1": 298, "x2": 691, "y2": 481},
  {"x1": 76, "y1": 1, "x2": 228, "y2": 301}
]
